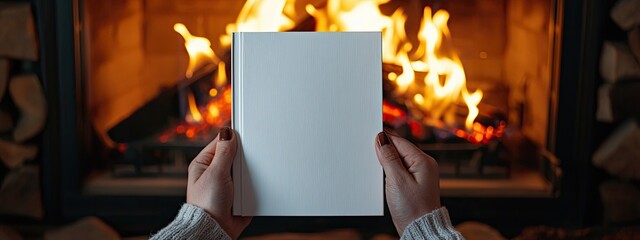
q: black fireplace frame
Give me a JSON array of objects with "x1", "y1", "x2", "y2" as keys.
[{"x1": 32, "y1": 0, "x2": 605, "y2": 236}]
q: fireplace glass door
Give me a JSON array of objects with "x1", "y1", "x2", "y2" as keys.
[{"x1": 77, "y1": 0, "x2": 562, "y2": 197}]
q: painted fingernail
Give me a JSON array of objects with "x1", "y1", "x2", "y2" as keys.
[
  {"x1": 220, "y1": 127, "x2": 231, "y2": 141},
  {"x1": 377, "y1": 132, "x2": 389, "y2": 146}
]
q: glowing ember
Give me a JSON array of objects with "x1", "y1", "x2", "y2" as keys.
[
  {"x1": 173, "y1": 23, "x2": 220, "y2": 78},
  {"x1": 209, "y1": 88, "x2": 218, "y2": 97},
  {"x1": 169, "y1": 22, "x2": 235, "y2": 141},
  {"x1": 161, "y1": 86, "x2": 232, "y2": 141},
  {"x1": 383, "y1": 100, "x2": 406, "y2": 124}
]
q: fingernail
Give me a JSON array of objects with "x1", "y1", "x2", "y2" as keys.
[
  {"x1": 220, "y1": 127, "x2": 231, "y2": 141},
  {"x1": 377, "y1": 132, "x2": 389, "y2": 146}
]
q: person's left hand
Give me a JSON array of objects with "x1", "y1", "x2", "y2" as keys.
[{"x1": 187, "y1": 127, "x2": 251, "y2": 239}]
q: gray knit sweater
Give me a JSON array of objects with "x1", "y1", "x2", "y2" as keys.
[{"x1": 151, "y1": 204, "x2": 464, "y2": 239}]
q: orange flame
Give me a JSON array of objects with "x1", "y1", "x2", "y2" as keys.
[
  {"x1": 214, "y1": 61, "x2": 227, "y2": 88},
  {"x1": 174, "y1": 23, "x2": 219, "y2": 78},
  {"x1": 220, "y1": 0, "x2": 295, "y2": 47},
  {"x1": 415, "y1": 7, "x2": 483, "y2": 131},
  {"x1": 307, "y1": 3, "x2": 483, "y2": 132},
  {"x1": 170, "y1": 0, "x2": 494, "y2": 142},
  {"x1": 186, "y1": 92, "x2": 203, "y2": 123}
]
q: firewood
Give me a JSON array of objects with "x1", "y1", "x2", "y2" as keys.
[
  {"x1": 611, "y1": 79, "x2": 640, "y2": 120},
  {"x1": 599, "y1": 180, "x2": 640, "y2": 224},
  {"x1": 0, "y1": 139, "x2": 37, "y2": 169},
  {"x1": 596, "y1": 83, "x2": 614, "y2": 122},
  {"x1": 107, "y1": 64, "x2": 215, "y2": 143},
  {"x1": 599, "y1": 79, "x2": 640, "y2": 122},
  {"x1": 0, "y1": 3, "x2": 38, "y2": 60},
  {"x1": 592, "y1": 120, "x2": 640, "y2": 179},
  {"x1": 600, "y1": 41, "x2": 640, "y2": 82},
  {"x1": 0, "y1": 110, "x2": 14, "y2": 132},
  {"x1": 630, "y1": 27, "x2": 640, "y2": 62},
  {"x1": 0, "y1": 59, "x2": 7, "y2": 100},
  {"x1": 9, "y1": 74, "x2": 46, "y2": 142},
  {"x1": 0, "y1": 166, "x2": 43, "y2": 219},
  {"x1": 611, "y1": 0, "x2": 640, "y2": 30}
]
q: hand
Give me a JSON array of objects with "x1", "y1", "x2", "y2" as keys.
[
  {"x1": 374, "y1": 132, "x2": 442, "y2": 235},
  {"x1": 187, "y1": 127, "x2": 251, "y2": 239}
]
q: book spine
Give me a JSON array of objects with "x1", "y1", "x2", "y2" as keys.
[{"x1": 231, "y1": 32, "x2": 243, "y2": 216}]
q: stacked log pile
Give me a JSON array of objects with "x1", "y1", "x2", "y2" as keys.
[
  {"x1": 594, "y1": 0, "x2": 640, "y2": 225},
  {"x1": 0, "y1": 3, "x2": 46, "y2": 219},
  {"x1": 0, "y1": 3, "x2": 45, "y2": 169}
]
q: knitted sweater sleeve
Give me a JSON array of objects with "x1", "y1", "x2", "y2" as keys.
[
  {"x1": 150, "y1": 204, "x2": 231, "y2": 240},
  {"x1": 400, "y1": 207, "x2": 465, "y2": 240}
]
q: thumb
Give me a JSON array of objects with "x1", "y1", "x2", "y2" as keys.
[
  {"x1": 188, "y1": 137, "x2": 218, "y2": 184},
  {"x1": 374, "y1": 132, "x2": 409, "y2": 181},
  {"x1": 208, "y1": 127, "x2": 237, "y2": 176}
]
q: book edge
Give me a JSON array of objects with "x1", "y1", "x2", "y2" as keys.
[{"x1": 231, "y1": 32, "x2": 243, "y2": 216}]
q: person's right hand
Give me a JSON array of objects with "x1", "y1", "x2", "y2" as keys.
[
  {"x1": 187, "y1": 127, "x2": 251, "y2": 239},
  {"x1": 374, "y1": 131, "x2": 442, "y2": 235}
]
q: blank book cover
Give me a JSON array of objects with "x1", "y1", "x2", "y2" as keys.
[{"x1": 232, "y1": 32, "x2": 382, "y2": 216}]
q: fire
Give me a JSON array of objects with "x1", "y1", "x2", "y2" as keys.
[
  {"x1": 214, "y1": 61, "x2": 227, "y2": 88},
  {"x1": 219, "y1": 0, "x2": 295, "y2": 47},
  {"x1": 162, "y1": 87, "x2": 232, "y2": 140},
  {"x1": 306, "y1": 2, "x2": 483, "y2": 133},
  {"x1": 173, "y1": 23, "x2": 220, "y2": 78},
  {"x1": 171, "y1": 23, "x2": 233, "y2": 140},
  {"x1": 186, "y1": 92, "x2": 203, "y2": 123},
  {"x1": 415, "y1": 7, "x2": 484, "y2": 131},
  {"x1": 170, "y1": 0, "x2": 497, "y2": 144}
]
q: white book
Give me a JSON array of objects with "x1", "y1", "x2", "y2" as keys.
[{"x1": 232, "y1": 32, "x2": 383, "y2": 216}]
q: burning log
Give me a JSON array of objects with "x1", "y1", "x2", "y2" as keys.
[
  {"x1": 592, "y1": 120, "x2": 640, "y2": 179},
  {"x1": 600, "y1": 41, "x2": 640, "y2": 82},
  {"x1": 9, "y1": 74, "x2": 46, "y2": 143},
  {"x1": 107, "y1": 64, "x2": 217, "y2": 143},
  {"x1": 611, "y1": 0, "x2": 640, "y2": 30}
]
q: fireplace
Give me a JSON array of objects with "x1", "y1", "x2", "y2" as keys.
[
  {"x1": 39, "y1": 0, "x2": 602, "y2": 236},
  {"x1": 75, "y1": 0, "x2": 561, "y2": 192}
]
